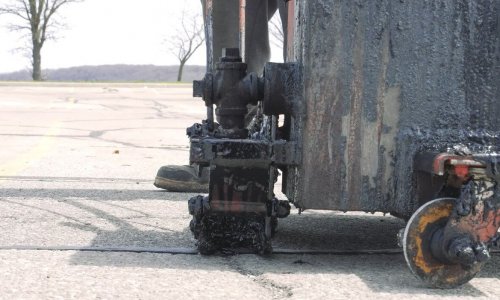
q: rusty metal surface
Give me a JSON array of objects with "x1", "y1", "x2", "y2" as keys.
[
  {"x1": 402, "y1": 198, "x2": 484, "y2": 288},
  {"x1": 286, "y1": 1, "x2": 296, "y2": 61},
  {"x1": 443, "y1": 178, "x2": 500, "y2": 247},
  {"x1": 449, "y1": 203, "x2": 500, "y2": 245},
  {"x1": 203, "y1": 0, "x2": 214, "y2": 72},
  {"x1": 404, "y1": 177, "x2": 500, "y2": 287},
  {"x1": 286, "y1": 0, "x2": 500, "y2": 215}
]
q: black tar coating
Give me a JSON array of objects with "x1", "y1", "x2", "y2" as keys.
[
  {"x1": 188, "y1": 195, "x2": 273, "y2": 254},
  {"x1": 286, "y1": 0, "x2": 500, "y2": 217},
  {"x1": 195, "y1": 214, "x2": 272, "y2": 255}
]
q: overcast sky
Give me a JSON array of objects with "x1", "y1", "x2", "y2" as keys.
[{"x1": 0, "y1": 0, "x2": 282, "y2": 73}]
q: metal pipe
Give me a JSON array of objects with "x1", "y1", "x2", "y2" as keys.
[
  {"x1": 204, "y1": 0, "x2": 214, "y2": 72},
  {"x1": 239, "y1": 0, "x2": 246, "y2": 62},
  {"x1": 203, "y1": 0, "x2": 214, "y2": 127}
]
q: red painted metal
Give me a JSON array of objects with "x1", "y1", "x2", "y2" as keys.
[
  {"x1": 431, "y1": 153, "x2": 485, "y2": 176},
  {"x1": 449, "y1": 204, "x2": 500, "y2": 244},
  {"x1": 454, "y1": 165, "x2": 469, "y2": 180}
]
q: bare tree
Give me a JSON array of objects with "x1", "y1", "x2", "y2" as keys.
[
  {"x1": 168, "y1": 11, "x2": 204, "y2": 82},
  {"x1": 0, "y1": 0, "x2": 82, "y2": 81}
]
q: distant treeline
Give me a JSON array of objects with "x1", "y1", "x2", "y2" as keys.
[{"x1": 0, "y1": 65, "x2": 205, "y2": 82}]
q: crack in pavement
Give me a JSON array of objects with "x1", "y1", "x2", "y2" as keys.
[{"x1": 226, "y1": 257, "x2": 293, "y2": 299}]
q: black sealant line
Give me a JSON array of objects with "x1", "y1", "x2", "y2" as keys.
[{"x1": 0, "y1": 245, "x2": 498, "y2": 255}]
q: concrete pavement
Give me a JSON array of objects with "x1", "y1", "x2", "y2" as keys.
[{"x1": 0, "y1": 83, "x2": 498, "y2": 299}]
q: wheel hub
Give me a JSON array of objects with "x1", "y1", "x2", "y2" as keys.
[{"x1": 403, "y1": 198, "x2": 485, "y2": 288}]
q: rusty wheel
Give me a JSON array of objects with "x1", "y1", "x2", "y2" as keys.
[{"x1": 403, "y1": 198, "x2": 484, "y2": 288}]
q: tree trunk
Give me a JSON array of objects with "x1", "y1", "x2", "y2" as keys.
[
  {"x1": 32, "y1": 42, "x2": 42, "y2": 81},
  {"x1": 177, "y1": 61, "x2": 186, "y2": 82}
]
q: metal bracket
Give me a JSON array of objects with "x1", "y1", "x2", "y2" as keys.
[
  {"x1": 262, "y1": 62, "x2": 302, "y2": 116},
  {"x1": 189, "y1": 137, "x2": 300, "y2": 167},
  {"x1": 273, "y1": 140, "x2": 300, "y2": 165},
  {"x1": 414, "y1": 152, "x2": 486, "y2": 176}
]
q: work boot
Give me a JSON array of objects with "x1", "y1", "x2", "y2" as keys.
[{"x1": 154, "y1": 165, "x2": 209, "y2": 193}]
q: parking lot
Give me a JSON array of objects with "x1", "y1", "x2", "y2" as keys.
[{"x1": 0, "y1": 82, "x2": 498, "y2": 299}]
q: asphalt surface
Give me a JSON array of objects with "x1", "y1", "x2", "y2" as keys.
[{"x1": 0, "y1": 82, "x2": 498, "y2": 299}]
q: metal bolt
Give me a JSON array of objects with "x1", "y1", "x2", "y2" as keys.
[
  {"x1": 474, "y1": 243, "x2": 491, "y2": 263},
  {"x1": 448, "y1": 237, "x2": 476, "y2": 266}
]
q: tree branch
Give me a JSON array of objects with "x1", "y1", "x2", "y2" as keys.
[
  {"x1": 0, "y1": 0, "x2": 83, "y2": 80},
  {"x1": 166, "y1": 12, "x2": 205, "y2": 64}
]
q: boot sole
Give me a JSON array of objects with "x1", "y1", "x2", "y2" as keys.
[{"x1": 154, "y1": 176, "x2": 208, "y2": 193}]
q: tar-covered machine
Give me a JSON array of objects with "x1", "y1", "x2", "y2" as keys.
[{"x1": 185, "y1": 0, "x2": 500, "y2": 288}]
